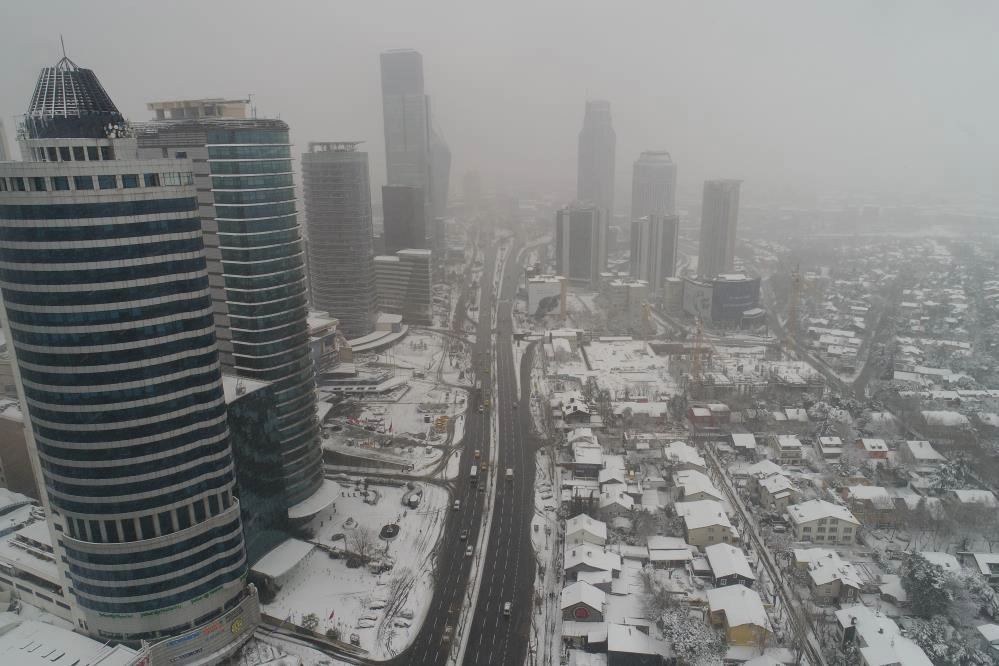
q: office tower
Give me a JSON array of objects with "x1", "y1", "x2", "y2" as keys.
[
  {"x1": 380, "y1": 49, "x2": 430, "y2": 190},
  {"x1": 631, "y1": 150, "x2": 676, "y2": 219},
  {"x1": 382, "y1": 184, "x2": 428, "y2": 254},
  {"x1": 555, "y1": 202, "x2": 608, "y2": 289},
  {"x1": 136, "y1": 101, "x2": 326, "y2": 514},
  {"x1": 373, "y1": 249, "x2": 433, "y2": 325},
  {"x1": 0, "y1": 56, "x2": 257, "y2": 649},
  {"x1": 429, "y1": 125, "x2": 451, "y2": 251},
  {"x1": 302, "y1": 142, "x2": 377, "y2": 338},
  {"x1": 697, "y1": 179, "x2": 742, "y2": 278},
  {"x1": 576, "y1": 100, "x2": 616, "y2": 217},
  {"x1": 148, "y1": 97, "x2": 251, "y2": 120},
  {"x1": 631, "y1": 214, "x2": 679, "y2": 293},
  {"x1": 0, "y1": 119, "x2": 11, "y2": 160}
]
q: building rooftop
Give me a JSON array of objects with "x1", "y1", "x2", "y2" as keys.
[
  {"x1": 0, "y1": 612, "x2": 139, "y2": 665},
  {"x1": 705, "y1": 543, "x2": 755, "y2": 581},
  {"x1": 707, "y1": 585, "x2": 769, "y2": 630},
  {"x1": 676, "y1": 499, "x2": 735, "y2": 531},
  {"x1": 787, "y1": 500, "x2": 859, "y2": 526},
  {"x1": 24, "y1": 56, "x2": 126, "y2": 140},
  {"x1": 561, "y1": 581, "x2": 606, "y2": 611}
]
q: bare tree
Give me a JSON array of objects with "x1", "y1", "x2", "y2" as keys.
[{"x1": 348, "y1": 526, "x2": 378, "y2": 563}]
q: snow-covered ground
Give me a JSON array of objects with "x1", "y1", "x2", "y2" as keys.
[
  {"x1": 238, "y1": 634, "x2": 352, "y2": 666},
  {"x1": 261, "y1": 479, "x2": 449, "y2": 660},
  {"x1": 528, "y1": 450, "x2": 562, "y2": 666}
]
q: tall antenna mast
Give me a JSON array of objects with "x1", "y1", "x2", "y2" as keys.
[{"x1": 60, "y1": 35, "x2": 67, "y2": 58}]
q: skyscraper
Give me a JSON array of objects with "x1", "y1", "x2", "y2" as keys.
[
  {"x1": 631, "y1": 150, "x2": 676, "y2": 220},
  {"x1": 429, "y1": 125, "x2": 451, "y2": 250},
  {"x1": 380, "y1": 49, "x2": 430, "y2": 190},
  {"x1": 302, "y1": 142, "x2": 377, "y2": 338},
  {"x1": 631, "y1": 214, "x2": 680, "y2": 293},
  {"x1": 0, "y1": 57, "x2": 256, "y2": 649},
  {"x1": 577, "y1": 100, "x2": 616, "y2": 217},
  {"x1": 697, "y1": 179, "x2": 742, "y2": 278},
  {"x1": 555, "y1": 202, "x2": 608, "y2": 289},
  {"x1": 0, "y1": 119, "x2": 11, "y2": 161},
  {"x1": 136, "y1": 102, "x2": 326, "y2": 514},
  {"x1": 382, "y1": 184, "x2": 428, "y2": 255}
]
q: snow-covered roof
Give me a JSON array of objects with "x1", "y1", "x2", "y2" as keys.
[
  {"x1": 731, "y1": 433, "x2": 757, "y2": 449},
  {"x1": 793, "y1": 548, "x2": 862, "y2": 588},
  {"x1": 705, "y1": 543, "x2": 755, "y2": 581},
  {"x1": 574, "y1": 444, "x2": 603, "y2": 466},
  {"x1": 921, "y1": 410, "x2": 970, "y2": 427},
  {"x1": 0, "y1": 613, "x2": 139, "y2": 665},
  {"x1": 689, "y1": 407, "x2": 711, "y2": 417},
  {"x1": 861, "y1": 636, "x2": 933, "y2": 666},
  {"x1": 576, "y1": 570, "x2": 613, "y2": 587},
  {"x1": 817, "y1": 436, "x2": 844, "y2": 450},
  {"x1": 774, "y1": 435, "x2": 802, "y2": 450},
  {"x1": 787, "y1": 500, "x2": 859, "y2": 526},
  {"x1": 743, "y1": 657, "x2": 784, "y2": 666},
  {"x1": 599, "y1": 491, "x2": 634, "y2": 511},
  {"x1": 902, "y1": 440, "x2": 944, "y2": 462},
  {"x1": 785, "y1": 408, "x2": 809, "y2": 422},
  {"x1": 565, "y1": 546, "x2": 621, "y2": 574},
  {"x1": 879, "y1": 574, "x2": 907, "y2": 603},
  {"x1": 648, "y1": 549, "x2": 693, "y2": 563},
  {"x1": 673, "y1": 469, "x2": 723, "y2": 501},
  {"x1": 834, "y1": 605, "x2": 899, "y2": 642},
  {"x1": 647, "y1": 536, "x2": 688, "y2": 550},
  {"x1": 977, "y1": 624, "x2": 999, "y2": 646},
  {"x1": 676, "y1": 499, "x2": 735, "y2": 532},
  {"x1": 846, "y1": 485, "x2": 893, "y2": 503},
  {"x1": 251, "y1": 538, "x2": 314, "y2": 580},
  {"x1": 952, "y1": 489, "x2": 999, "y2": 507},
  {"x1": 858, "y1": 438, "x2": 888, "y2": 452},
  {"x1": 561, "y1": 580, "x2": 606, "y2": 611},
  {"x1": 920, "y1": 551, "x2": 960, "y2": 573},
  {"x1": 973, "y1": 553, "x2": 999, "y2": 577},
  {"x1": 606, "y1": 623, "x2": 673, "y2": 656},
  {"x1": 745, "y1": 460, "x2": 786, "y2": 480},
  {"x1": 568, "y1": 427, "x2": 597, "y2": 444},
  {"x1": 566, "y1": 514, "x2": 608, "y2": 541},
  {"x1": 759, "y1": 474, "x2": 795, "y2": 496},
  {"x1": 663, "y1": 441, "x2": 706, "y2": 468},
  {"x1": 707, "y1": 585, "x2": 770, "y2": 630},
  {"x1": 598, "y1": 467, "x2": 627, "y2": 485}
]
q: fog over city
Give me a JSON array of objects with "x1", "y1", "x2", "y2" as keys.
[{"x1": 3, "y1": 1, "x2": 998, "y2": 206}]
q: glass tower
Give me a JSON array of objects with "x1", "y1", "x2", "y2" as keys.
[{"x1": 0, "y1": 56, "x2": 250, "y2": 643}]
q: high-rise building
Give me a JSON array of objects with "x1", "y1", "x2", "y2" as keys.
[
  {"x1": 555, "y1": 202, "x2": 607, "y2": 289},
  {"x1": 0, "y1": 119, "x2": 11, "y2": 161},
  {"x1": 382, "y1": 184, "x2": 428, "y2": 255},
  {"x1": 0, "y1": 56, "x2": 257, "y2": 650},
  {"x1": 697, "y1": 179, "x2": 742, "y2": 278},
  {"x1": 302, "y1": 142, "x2": 377, "y2": 338},
  {"x1": 631, "y1": 214, "x2": 679, "y2": 293},
  {"x1": 373, "y1": 249, "x2": 433, "y2": 325},
  {"x1": 380, "y1": 49, "x2": 430, "y2": 190},
  {"x1": 576, "y1": 100, "x2": 616, "y2": 217},
  {"x1": 429, "y1": 125, "x2": 451, "y2": 252},
  {"x1": 631, "y1": 150, "x2": 676, "y2": 219},
  {"x1": 136, "y1": 102, "x2": 327, "y2": 515}
]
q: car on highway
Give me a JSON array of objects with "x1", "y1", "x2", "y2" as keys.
[
  {"x1": 460, "y1": 529, "x2": 469, "y2": 541},
  {"x1": 474, "y1": 449, "x2": 481, "y2": 460},
  {"x1": 442, "y1": 625, "x2": 453, "y2": 643},
  {"x1": 453, "y1": 500, "x2": 461, "y2": 510},
  {"x1": 503, "y1": 602, "x2": 511, "y2": 617},
  {"x1": 465, "y1": 545, "x2": 474, "y2": 557},
  {"x1": 478, "y1": 405, "x2": 484, "y2": 413},
  {"x1": 506, "y1": 468, "x2": 513, "y2": 480}
]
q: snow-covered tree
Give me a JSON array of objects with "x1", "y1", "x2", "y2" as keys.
[
  {"x1": 657, "y1": 608, "x2": 726, "y2": 666},
  {"x1": 901, "y1": 554, "x2": 954, "y2": 618},
  {"x1": 907, "y1": 616, "x2": 994, "y2": 666}
]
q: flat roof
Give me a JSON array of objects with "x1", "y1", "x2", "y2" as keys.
[
  {"x1": 0, "y1": 613, "x2": 139, "y2": 665},
  {"x1": 250, "y1": 538, "x2": 314, "y2": 580}
]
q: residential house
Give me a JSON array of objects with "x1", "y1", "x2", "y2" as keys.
[
  {"x1": 676, "y1": 500, "x2": 739, "y2": 548},
  {"x1": 706, "y1": 403, "x2": 731, "y2": 425},
  {"x1": 707, "y1": 585, "x2": 772, "y2": 647},
  {"x1": 705, "y1": 543, "x2": 756, "y2": 588},
  {"x1": 816, "y1": 436, "x2": 844, "y2": 461},
  {"x1": 646, "y1": 536, "x2": 693, "y2": 569},
  {"x1": 561, "y1": 581, "x2": 606, "y2": 622},
  {"x1": 571, "y1": 440, "x2": 604, "y2": 479},
  {"x1": 606, "y1": 623, "x2": 673, "y2": 666},
  {"x1": 663, "y1": 441, "x2": 707, "y2": 472},
  {"x1": 687, "y1": 406, "x2": 713, "y2": 428},
  {"x1": 835, "y1": 605, "x2": 932, "y2": 666},
  {"x1": 855, "y1": 438, "x2": 888, "y2": 460},
  {"x1": 566, "y1": 514, "x2": 608, "y2": 548},
  {"x1": 898, "y1": 440, "x2": 945, "y2": 470},
  {"x1": 918, "y1": 410, "x2": 971, "y2": 441},
  {"x1": 787, "y1": 500, "x2": 859, "y2": 545},
  {"x1": 972, "y1": 553, "x2": 999, "y2": 586},
  {"x1": 758, "y1": 473, "x2": 797, "y2": 512},
  {"x1": 730, "y1": 433, "x2": 758, "y2": 458},
  {"x1": 793, "y1": 548, "x2": 862, "y2": 605},
  {"x1": 599, "y1": 491, "x2": 635, "y2": 521},
  {"x1": 672, "y1": 469, "x2": 724, "y2": 503},
  {"x1": 771, "y1": 435, "x2": 803, "y2": 463},
  {"x1": 950, "y1": 489, "x2": 999, "y2": 508},
  {"x1": 565, "y1": 546, "x2": 622, "y2": 581},
  {"x1": 844, "y1": 486, "x2": 898, "y2": 529}
]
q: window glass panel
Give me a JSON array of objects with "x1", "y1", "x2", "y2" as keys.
[
  {"x1": 72, "y1": 147, "x2": 86, "y2": 161},
  {"x1": 97, "y1": 175, "x2": 117, "y2": 190},
  {"x1": 51, "y1": 176, "x2": 70, "y2": 191},
  {"x1": 59, "y1": 147, "x2": 71, "y2": 161},
  {"x1": 162, "y1": 172, "x2": 181, "y2": 186},
  {"x1": 143, "y1": 173, "x2": 161, "y2": 187},
  {"x1": 47, "y1": 147, "x2": 58, "y2": 162},
  {"x1": 100, "y1": 146, "x2": 114, "y2": 160},
  {"x1": 86, "y1": 146, "x2": 99, "y2": 161},
  {"x1": 31, "y1": 177, "x2": 47, "y2": 192},
  {"x1": 73, "y1": 176, "x2": 94, "y2": 191},
  {"x1": 121, "y1": 174, "x2": 139, "y2": 188}
]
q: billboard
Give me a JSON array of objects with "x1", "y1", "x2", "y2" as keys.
[
  {"x1": 527, "y1": 276, "x2": 566, "y2": 317},
  {"x1": 711, "y1": 275, "x2": 761, "y2": 322},
  {"x1": 682, "y1": 278, "x2": 713, "y2": 320},
  {"x1": 145, "y1": 588, "x2": 259, "y2": 665}
]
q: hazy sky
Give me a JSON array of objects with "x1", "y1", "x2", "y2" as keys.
[{"x1": 2, "y1": 1, "x2": 997, "y2": 207}]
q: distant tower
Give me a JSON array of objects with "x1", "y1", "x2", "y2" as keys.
[
  {"x1": 302, "y1": 142, "x2": 377, "y2": 338},
  {"x1": 0, "y1": 119, "x2": 11, "y2": 160},
  {"x1": 697, "y1": 179, "x2": 742, "y2": 278},
  {"x1": 380, "y1": 49, "x2": 430, "y2": 190},
  {"x1": 631, "y1": 150, "x2": 676, "y2": 219},
  {"x1": 555, "y1": 202, "x2": 608, "y2": 290},
  {"x1": 463, "y1": 169, "x2": 482, "y2": 210},
  {"x1": 631, "y1": 214, "x2": 679, "y2": 293},
  {"x1": 429, "y1": 125, "x2": 451, "y2": 253},
  {"x1": 576, "y1": 100, "x2": 616, "y2": 217},
  {"x1": 382, "y1": 184, "x2": 428, "y2": 254},
  {"x1": 0, "y1": 56, "x2": 255, "y2": 647}
]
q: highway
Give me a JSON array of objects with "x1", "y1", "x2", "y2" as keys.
[{"x1": 461, "y1": 236, "x2": 536, "y2": 666}]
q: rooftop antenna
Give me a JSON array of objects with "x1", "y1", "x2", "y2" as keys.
[
  {"x1": 60, "y1": 35, "x2": 66, "y2": 58},
  {"x1": 248, "y1": 93, "x2": 257, "y2": 119}
]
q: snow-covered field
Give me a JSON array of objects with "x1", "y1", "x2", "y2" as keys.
[
  {"x1": 261, "y1": 479, "x2": 449, "y2": 660},
  {"x1": 529, "y1": 450, "x2": 562, "y2": 666}
]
